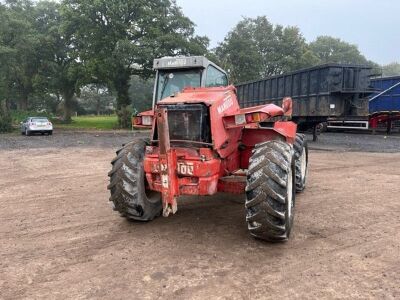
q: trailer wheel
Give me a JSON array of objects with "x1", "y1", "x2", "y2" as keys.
[
  {"x1": 245, "y1": 140, "x2": 295, "y2": 242},
  {"x1": 294, "y1": 133, "x2": 308, "y2": 192},
  {"x1": 108, "y1": 139, "x2": 162, "y2": 221}
]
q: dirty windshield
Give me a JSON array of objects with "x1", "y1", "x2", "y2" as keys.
[{"x1": 156, "y1": 69, "x2": 201, "y2": 101}]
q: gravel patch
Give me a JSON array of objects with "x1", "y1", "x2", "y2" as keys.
[
  {"x1": 306, "y1": 132, "x2": 400, "y2": 153},
  {"x1": 0, "y1": 130, "x2": 149, "y2": 150},
  {"x1": 1, "y1": 129, "x2": 399, "y2": 153}
]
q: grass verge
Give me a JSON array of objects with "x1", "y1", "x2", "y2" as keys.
[{"x1": 55, "y1": 115, "x2": 119, "y2": 130}]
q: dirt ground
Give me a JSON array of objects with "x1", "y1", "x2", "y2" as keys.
[{"x1": 1, "y1": 131, "x2": 399, "y2": 299}]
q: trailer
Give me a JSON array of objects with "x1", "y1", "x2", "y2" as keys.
[
  {"x1": 369, "y1": 75, "x2": 400, "y2": 134},
  {"x1": 327, "y1": 75, "x2": 400, "y2": 134},
  {"x1": 235, "y1": 64, "x2": 374, "y2": 140}
]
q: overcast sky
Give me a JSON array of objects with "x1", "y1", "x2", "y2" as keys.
[{"x1": 176, "y1": 0, "x2": 399, "y2": 65}]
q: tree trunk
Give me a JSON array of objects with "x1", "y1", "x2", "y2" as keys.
[
  {"x1": 96, "y1": 97, "x2": 101, "y2": 116},
  {"x1": 5, "y1": 98, "x2": 11, "y2": 110},
  {"x1": 114, "y1": 69, "x2": 131, "y2": 128},
  {"x1": 0, "y1": 99, "x2": 12, "y2": 133},
  {"x1": 62, "y1": 89, "x2": 75, "y2": 123},
  {"x1": 18, "y1": 92, "x2": 29, "y2": 111}
]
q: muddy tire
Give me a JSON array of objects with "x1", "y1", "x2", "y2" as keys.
[
  {"x1": 108, "y1": 139, "x2": 162, "y2": 221},
  {"x1": 245, "y1": 140, "x2": 295, "y2": 242},
  {"x1": 294, "y1": 133, "x2": 308, "y2": 192}
]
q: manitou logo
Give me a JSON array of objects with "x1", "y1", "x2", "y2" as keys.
[
  {"x1": 177, "y1": 162, "x2": 194, "y2": 176},
  {"x1": 167, "y1": 58, "x2": 187, "y2": 67},
  {"x1": 217, "y1": 96, "x2": 233, "y2": 114}
]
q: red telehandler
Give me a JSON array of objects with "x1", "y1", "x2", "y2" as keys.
[{"x1": 108, "y1": 56, "x2": 308, "y2": 241}]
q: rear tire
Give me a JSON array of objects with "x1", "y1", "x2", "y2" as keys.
[
  {"x1": 245, "y1": 140, "x2": 295, "y2": 242},
  {"x1": 48, "y1": 131, "x2": 53, "y2": 135},
  {"x1": 294, "y1": 134, "x2": 308, "y2": 192},
  {"x1": 108, "y1": 139, "x2": 162, "y2": 221}
]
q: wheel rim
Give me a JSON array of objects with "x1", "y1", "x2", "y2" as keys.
[
  {"x1": 287, "y1": 166, "x2": 293, "y2": 220},
  {"x1": 300, "y1": 147, "x2": 307, "y2": 180}
]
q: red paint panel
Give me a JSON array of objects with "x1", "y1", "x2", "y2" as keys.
[
  {"x1": 274, "y1": 121, "x2": 297, "y2": 144},
  {"x1": 144, "y1": 156, "x2": 220, "y2": 177},
  {"x1": 240, "y1": 148, "x2": 252, "y2": 170},
  {"x1": 147, "y1": 174, "x2": 219, "y2": 196},
  {"x1": 241, "y1": 128, "x2": 285, "y2": 147}
]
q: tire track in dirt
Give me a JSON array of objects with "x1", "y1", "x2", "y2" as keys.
[{"x1": 1, "y1": 134, "x2": 399, "y2": 299}]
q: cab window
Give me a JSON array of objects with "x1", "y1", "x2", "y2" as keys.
[
  {"x1": 205, "y1": 65, "x2": 228, "y2": 87},
  {"x1": 156, "y1": 69, "x2": 202, "y2": 101}
]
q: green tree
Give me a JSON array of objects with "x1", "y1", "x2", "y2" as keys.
[
  {"x1": 78, "y1": 84, "x2": 115, "y2": 115},
  {"x1": 381, "y1": 62, "x2": 400, "y2": 77},
  {"x1": 33, "y1": 1, "x2": 85, "y2": 122},
  {"x1": 309, "y1": 36, "x2": 369, "y2": 65},
  {"x1": 215, "y1": 16, "x2": 318, "y2": 83},
  {"x1": 0, "y1": 0, "x2": 84, "y2": 122},
  {"x1": 128, "y1": 75, "x2": 154, "y2": 113},
  {"x1": 0, "y1": 2, "x2": 17, "y2": 131},
  {"x1": 62, "y1": 0, "x2": 209, "y2": 128},
  {"x1": 0, "y1": 0, "x2": 44, "y2": 111}
]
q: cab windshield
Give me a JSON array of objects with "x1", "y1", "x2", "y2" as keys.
[{"x1": 156, "y1": 69, "x2": 201, "y2": 102}]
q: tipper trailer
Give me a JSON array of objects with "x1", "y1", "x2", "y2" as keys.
[
  {"x1": 235, "y1": 64, "x2": 374, "y2": 140},
  {"x1": 327, "y1": 75, "x2": 400, "y2": 133}
]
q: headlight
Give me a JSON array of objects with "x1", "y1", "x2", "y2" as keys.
[{"x1": 142, "y1": 115, "x2": 153, "y2": 126}]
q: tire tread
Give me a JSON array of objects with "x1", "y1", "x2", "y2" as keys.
[{"x1": 245, "y1": 140, "x2": 295, "y2": 242}]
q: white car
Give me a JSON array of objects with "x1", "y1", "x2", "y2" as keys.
[{"x1": 21, "y1": 117, "x2": 53, "y2": 136}]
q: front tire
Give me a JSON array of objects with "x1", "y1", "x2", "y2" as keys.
[
  {"x1": 108, "y1": 139, "x2": 162, "y2": 221},
  {"x1": 294, "y1": 134, "x2": 308, "y2": 192},
  {"x1": 245, "y1": 140, "x2": 295, "y2": 242},
  {"x1": 25, "y1": 128, "x2": 31, "y2": 136}
]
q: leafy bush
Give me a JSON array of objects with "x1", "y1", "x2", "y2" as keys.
[
  {"x1": 0, "y1": 107, "x2": 12, "y2": 133},
  {"x1": 10, "y1": 110, "x2": 54, "y2": 125},
  {"x1": 117, "y1": 105, "x2": 133, "y2": 128}
]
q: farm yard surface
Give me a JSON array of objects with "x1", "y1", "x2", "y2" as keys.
[{"x1": 1, "y1": 131, "x2": 399, "y2": 299}]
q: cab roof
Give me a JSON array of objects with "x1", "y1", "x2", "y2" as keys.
[{"x1": 153, "y1": 56, "x2": 226, "y2": 75}]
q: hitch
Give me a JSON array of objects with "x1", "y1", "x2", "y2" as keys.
[{"x1": 156, "y1": 108, "x2": 179, "y2": 216}]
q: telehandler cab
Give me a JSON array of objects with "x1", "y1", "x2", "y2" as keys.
[{"x1": 108, "y1": 56, "x2": 308, "y2": 241}]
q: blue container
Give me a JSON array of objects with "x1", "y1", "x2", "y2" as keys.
[{"x1": 370, "y1": 76, "x2": 400, "y2": 114}]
